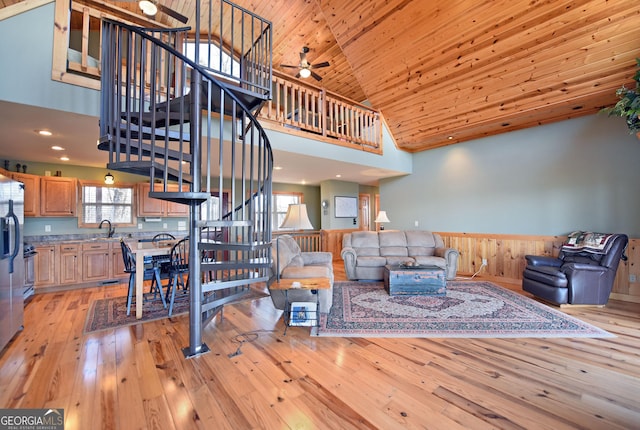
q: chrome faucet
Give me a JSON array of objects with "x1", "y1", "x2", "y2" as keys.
[{"x1": 99, "y1": 219, "x2": 115, "y2": 238}]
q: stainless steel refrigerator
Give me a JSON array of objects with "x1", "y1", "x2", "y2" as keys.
[{"x1": 0, "y1": 173, "x2": 24, "y2": 352}]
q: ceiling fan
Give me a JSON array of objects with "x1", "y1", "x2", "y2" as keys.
[
  {"x1": 280, "y1": 47, "x2": 330, "y2": 81},
  {"x1": 138, "y1": 0, "x2": 189, "y2": 24}
]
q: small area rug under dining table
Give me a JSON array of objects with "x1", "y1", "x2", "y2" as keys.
[
  {"x1": 84, "y1": 287, "x2": 269, "y2": 334},
  {"x1": 316, "y1": 281, "x2": 613, "y2": 338}
]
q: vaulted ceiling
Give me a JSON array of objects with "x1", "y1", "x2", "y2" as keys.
[{"x1": 4, "y1": 0, "x2": 640, "y2": 154}]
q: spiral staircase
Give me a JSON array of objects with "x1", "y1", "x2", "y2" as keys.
[{"x1": 98, "y1": 1, "x2": 273, "y2": 357}]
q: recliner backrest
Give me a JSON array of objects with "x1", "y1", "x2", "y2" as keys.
[{"x1": 560, "y1": 234, "x2": 628, "y2": 270}]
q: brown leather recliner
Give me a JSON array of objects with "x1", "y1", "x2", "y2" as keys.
[{"x1": 522, "y1": 233, "x2": 628, "y2": 306}]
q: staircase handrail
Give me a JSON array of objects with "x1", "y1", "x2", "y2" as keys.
[
  {"x1": 101, "y1": 17, "x2": 273, "y2": 231},
  {"x1": 102, "y1": 18, "x2": 272, "y2": 121}
]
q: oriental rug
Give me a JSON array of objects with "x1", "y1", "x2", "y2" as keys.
[
  {"x1": 84, "y1": 287, "x2": 269, "y2": 334},
  {"x1": 316, "y1": 281, "x2": 613, "y2": 338}
]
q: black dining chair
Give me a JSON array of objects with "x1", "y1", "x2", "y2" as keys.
[
  {"x1": 152, "y1": 233, "x2": 176, "y2": 243},
  {"x1": 166, "y1": 237, "x2": 190, "y2": 316},
  {"x1": 150, "y1": 233, "x2": 176, "y2": 287},
  {"x1": 120, "y1": 240, "x2": 167, "y2": 315}
]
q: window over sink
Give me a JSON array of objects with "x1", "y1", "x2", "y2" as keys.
[{"x1": 79, "y1": 181, "x2": 135, "y2": 227}]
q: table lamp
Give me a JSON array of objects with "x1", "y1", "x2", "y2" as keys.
[{"x1": 374, "y1": 210, "x2": 390, "y2": 230}]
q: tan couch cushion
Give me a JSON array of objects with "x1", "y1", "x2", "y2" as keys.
[
  {"x1": 351, "y1": 231, "x2": 381, "y2": 256},
  {"x1": 407, "y1": 230, "x2": 437, "y2": 257}
]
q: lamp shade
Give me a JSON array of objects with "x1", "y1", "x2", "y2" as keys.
[
  {"x1": 374, "y1": 210, "x2": 390, "y2": 223},
  {"x1": 280, "y1": 204, "x2": 314, "y2": 230}
]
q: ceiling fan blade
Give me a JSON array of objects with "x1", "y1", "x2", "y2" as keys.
[
  {"x1": 280, "y1": 64, "x2": 299, "y2": 69},
  {"x1": 310, "y1": 71, "x2": 323, "y2": 81},
  {"x1": 295, "y1": 72, "x2": 302, "y2": 79},
  {"x1": 312, "y1": 61, "x2": 330, "y2": 69},
  {"x1": 157, "y1": 4, "x2": 188, "y2": 24}
]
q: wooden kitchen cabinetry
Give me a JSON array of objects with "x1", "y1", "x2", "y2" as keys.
[
  {"x1": 82, "y1": 242, "x2": 111, "y2": 282},
  {"x1": 40, "y1": 176, "x2": 77, "y2": 216},
  {"x1": 111, "y1": 243, "x2": 126, "y2": 278},
  {"x1": 137, "y1": 182, "x2": 189, "y2": 217},
  {"x1": 11, "y1": 172, "x2": 40, "y2": 216},
  {"x1": 59, "y1": 243, "x2": 81, "y2": 284},
  {"x1": 34, "y1": 239, "x2": 127, "y2": 292},
  {"x1": 34, "y1": 245, "x2": 57, "y2": 289}
]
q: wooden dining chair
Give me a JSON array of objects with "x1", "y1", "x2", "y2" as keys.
[
  {"x1": 120, "y1": 240, "x2": 167, "y2": 315},
  {"x1": 166, "y1": 237, "x2": 190, "y2": 316}
]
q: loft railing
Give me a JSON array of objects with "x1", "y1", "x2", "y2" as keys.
[
  {"x1": 259, "y1": 71, "x2": 382, "y2": 152},
  {"x1": 59, "y1": 2, "x2": 380, "y2": 152}
]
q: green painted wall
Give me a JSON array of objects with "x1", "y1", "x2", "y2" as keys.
[{"x1": 381, "y1": 114, "x2": 640, "y2": 237}]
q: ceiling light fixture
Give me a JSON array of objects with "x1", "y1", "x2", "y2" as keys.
[
  {"x1": 38, "y1": 130, "x2": 52, "y2": 136},
  {"x1": 139, "y1": 0, "x2": 158, "y2": 16},
  {"x1": 104, "y1": 172, "x2": 115, "y2": 185},
  {"x1": 299, "y1": 68, "x2": 311, "y2": 79},
  {"x1": 60, "y1": 156, "x2": 69, "y2": 161},
  {"x1": 51, "y1": 145, "x2": 65, "y2": 151}
]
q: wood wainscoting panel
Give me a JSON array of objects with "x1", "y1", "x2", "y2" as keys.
[
  {"x1": 325, "y1": 228, "x2": 639, "y2": 303},
  {"x1": 439, "y1": 232, "x2": 639, "y2": 304}
]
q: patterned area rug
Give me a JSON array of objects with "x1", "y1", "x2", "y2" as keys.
[
  {"x1": 84, "y1": 288, "x2": 269, "y2": 334},
  {"x1": 317, "y1": 281, "x2": 613, "y2": 338}
]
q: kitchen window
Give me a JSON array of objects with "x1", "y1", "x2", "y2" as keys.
[{"x1": 79, "y1": 181, "x2": 135, "y2": 227}]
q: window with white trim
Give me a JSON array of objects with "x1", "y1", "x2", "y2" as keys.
[{"x1": 79, "y1": 181, "x2": 135, "y2": 227}]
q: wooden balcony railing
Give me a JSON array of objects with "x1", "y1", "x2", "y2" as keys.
[
  {"x1": 53, "y1": 0, "x2": 381, "y2": 153},
  {"x1": 259, "y1": 72, "x2": 382, "y2": 152}
]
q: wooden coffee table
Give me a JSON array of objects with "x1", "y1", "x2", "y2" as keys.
[
  {"x1": 383, "y1": 264, "x2": 446, "y2": 296},
  {"x1": 270, "y1": 277, "x2": 331, "y2": 333}
]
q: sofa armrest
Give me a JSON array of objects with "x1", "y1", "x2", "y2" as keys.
[
  {"x1": 435, "y1": 247, "x2": 459, "y2": 280},
  {"x1": 340, "y1": 246, "x2": 358, "y2": 280},
  {"x1": 301, "y1": 251, "x2": 333, "y2": 266}
]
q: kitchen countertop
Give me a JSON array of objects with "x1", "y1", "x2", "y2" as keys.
[{"x1": 26, "y1": 231, "x2": 185, "y2": 245}]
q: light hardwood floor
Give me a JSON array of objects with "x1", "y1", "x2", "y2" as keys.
[{"x1": 1, "y1": 263, "x2": 639, "y2": 429}]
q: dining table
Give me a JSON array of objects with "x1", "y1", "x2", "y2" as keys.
[{"x1": 130, "y1": 240, "x2": 175, "y2": 319}]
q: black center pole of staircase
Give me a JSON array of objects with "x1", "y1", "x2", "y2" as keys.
[{"x1": 183, "y1": 0, "x2": 210, "y2": 359}]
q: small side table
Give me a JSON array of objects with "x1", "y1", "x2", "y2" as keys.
[{"x1": 270, "y1": 277, "x2": 331, "y2": 334}]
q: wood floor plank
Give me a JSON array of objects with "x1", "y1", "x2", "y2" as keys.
[{"x1": 0, "y1": 263, "x2": 639, "y2": 429}]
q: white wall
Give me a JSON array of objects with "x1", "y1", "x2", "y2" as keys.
[{"x1": 380, "y1": 114, "x2": 640, "y2": 237}]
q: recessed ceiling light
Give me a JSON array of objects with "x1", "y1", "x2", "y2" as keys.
[
  {"x1": 274, "y1": 166, "x2": 283, "y2": 170},
  {"x1": 51, "y1": 145, "x2": 65, "y2": 151},
  {"x1": 336, "y1": 174, "x2": 342, "y2": 178},
  {"x1": 447, "y1": 136, "x2": 454, "y2": 140},
  {"x1": 60, "y1": 156, "x2": 69, "y2": 161},
  {"x1": 38, "y1": 130, "x2": 52, "y2": 136}
]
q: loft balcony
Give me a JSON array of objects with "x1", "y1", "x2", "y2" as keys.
[{"x1": 52, "y1": 0, "x2": 381, "y2": 154}]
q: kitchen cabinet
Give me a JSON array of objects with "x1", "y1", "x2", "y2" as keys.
[
  {"x1": 34, "y1": 245, "x2": 57, "y2": 289},
  {"x1": 34, "y1": 239, "x2": 128, "y2": 291},
  {"x1": 59, "y1": 243, "x2": 81, "y2": 284},
  {"x1": 137, "y1": 182, "x2": 189, "y2": 217},
  {"x1": 40, "y1": 176, "x2": 77, "y2": 216},
  {"x1": 11, "y1": 172, "x2": 40, "y2": 216},
  {"x1": 82, "y1": 242, "x2": 111, "y2": 282},
  {"x1": 111, "y1": 243, "x2": 126, "y2": 278}
]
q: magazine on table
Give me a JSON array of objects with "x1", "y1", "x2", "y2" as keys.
[{"x1": 289, "y1": 302, "x2": 317, "y2": 326}]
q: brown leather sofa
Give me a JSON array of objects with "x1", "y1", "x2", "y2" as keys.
[{"x1": 522, "y1": 233, "x2": 628, "y2": 306}]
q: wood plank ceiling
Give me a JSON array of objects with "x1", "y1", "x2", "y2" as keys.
[{"x1": 4, "y1": 0, "x2": 640, "y2": 152}]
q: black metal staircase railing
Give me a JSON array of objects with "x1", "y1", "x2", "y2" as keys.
[{"x1": 98, "y1": 0, "x2": 273, "y2": 357}]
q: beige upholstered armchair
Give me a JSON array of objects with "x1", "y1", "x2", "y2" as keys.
[{"x1": 268, "y1": 235, "x2": 334, "y2": 313}]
